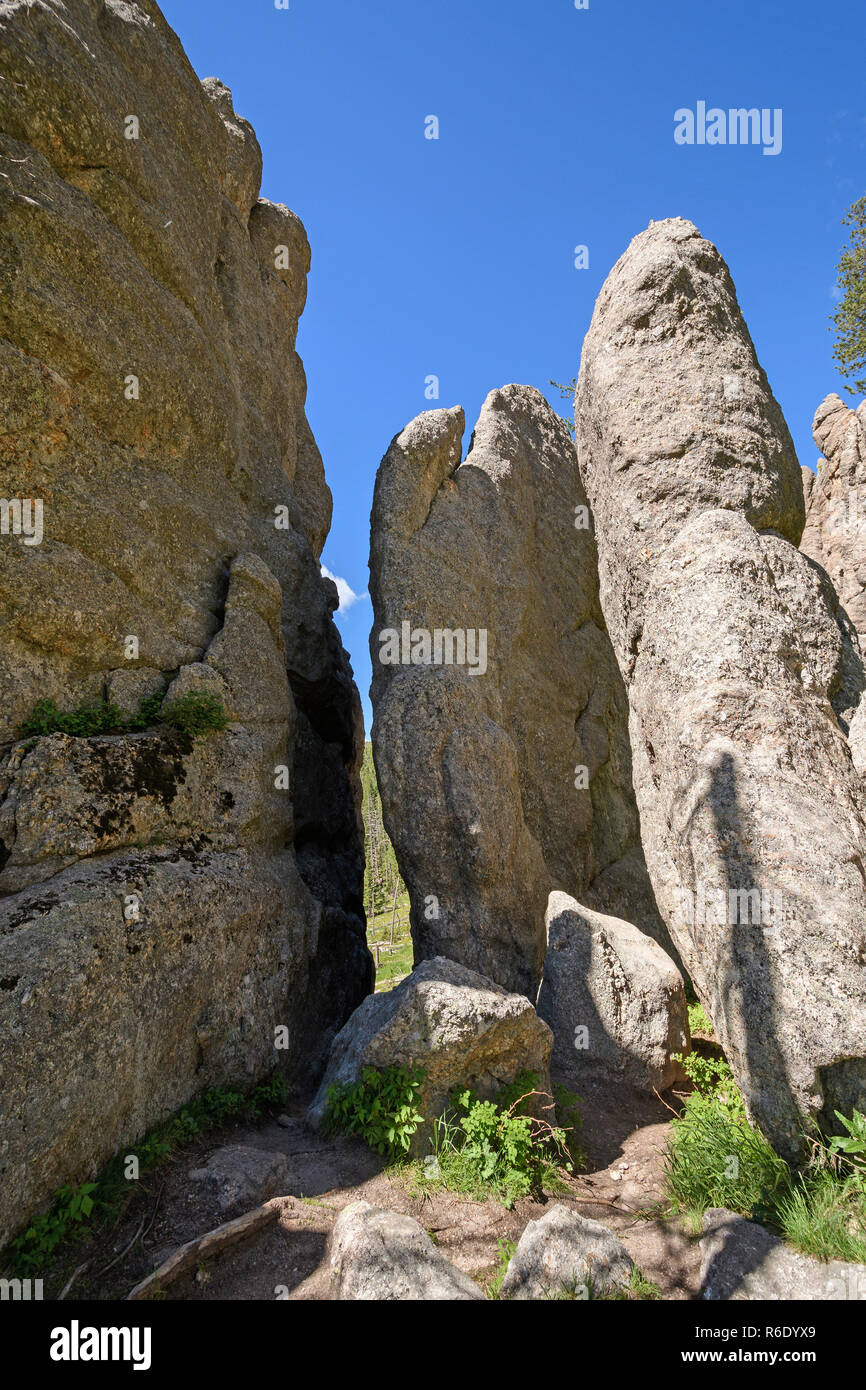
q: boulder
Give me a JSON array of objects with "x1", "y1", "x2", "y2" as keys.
[
  {"x1": 576, "y1": 219, "x2": 866, "y2": 1158},
  {"x1": 328, "y1": 1200, "x2": 486, "y2": 1300},
  {"x1": 700, "y1": 1208, "x2": 866, "y2": 1300},
  {"x1": 537, "y1": 891, "x2": 689, "y2": 1092},
  {"x1": 308, "y1": 956, "x2": 553, "y2": 1136},
  {"x1": 500, "y1": 1204, "x2": 634, "y2": 1299},
  {"x1": 369, "y1": 383, "x2": 666, "y2": 998}
]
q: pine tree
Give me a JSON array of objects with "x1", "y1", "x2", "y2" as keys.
[{"x1": 831, "y1": 195, "x2": 866, "y2": 397}]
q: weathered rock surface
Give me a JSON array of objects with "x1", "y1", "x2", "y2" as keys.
[
  {"x1": 499, "y1": 1204, "x2": 634, "y2": 1300},
  {"x1": 188, "y1": 1145, "x2": 290, "y2": 1216},
  {"x1": 700, "y1": 1208, "x2": 866, "y2": 1300},
  {"x1": 801, "y1": 395, "x2": 866, "y2": 647},
  {"x1": 328, "y1": 1200, "x2": 486, "y2": 1300},
  {"x1": 369, "y1": 383, "x2": 665, "y2": 997},
  {"x1": 537, "y1": 891, "x2": 689, "y2": 1092},
  {"x1": 576, "y1": 217, "x2": 805, "y2": 683},
  {"x1": 0, "y1": 0, "x2": 370, "y2": 1246},
  {"x1": 308, "y1": 956, "x2": 553, "y2": 1137},
  {"x1": 576, "y1": 219, "x2": 866, "y2": 1158}
]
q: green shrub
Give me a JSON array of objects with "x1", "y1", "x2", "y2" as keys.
[
  {"x1": 426, "y1": 1073, "x2": 572, "y2": 1208},
  {"x1": 19, "y1": 690, "x2": 228, "y2": 742},
  {"x1": 322, "y1": 1065, "x2": 425, "y2": 1159},
  {"x1": 7, "y1": 1183, "x2": 99, "y2": 1275},
  {"x1": 160, "y1": 692, "x2": 229, "y2": 737},
  {"x1": 687, "y1": 1001, "x2": 714, "y2": 1037},
  {"x1": 20, "y1": 698, "x2": 127, "y2": 738},
  {"x1": 124, "y1": 693, "x2": 167, "y2": 731}
]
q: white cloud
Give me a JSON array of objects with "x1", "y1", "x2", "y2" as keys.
[{"x1": 321, "y1": 564, "x2": 369, "y2": 616}]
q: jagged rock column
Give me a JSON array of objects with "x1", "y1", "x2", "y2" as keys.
[
  {"x1": 576, "y1": 218, "x2": 866, "y2": 1156},
  {"x1": 369, "y1": 383, "x2": 666, "y2": 998},
  {"x1": 0, "y1": 0, "x2": 370, "y2": 1244}
]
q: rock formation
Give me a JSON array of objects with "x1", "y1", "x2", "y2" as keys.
[
  {"x1": 499, "y1": 1203, "x2": 634, "y2": 1300},
  {"x1": 700, "y1": 1208, "x2": 866, "y2": 1301},
  {"x1": 537, "y1": 891, "x2": 688, "y2": 1093},
  {"x1": 308, "y1": 955, "x2": 553, "y2": 1140},
  {"x1": 801, "y1": 394, "x2": 866, "y2": 649},
  {"x1": 368, "y1": 383, "x2": 666, "y2": 998},
  {"x1": 328, "y1": 1201, "x2": 486, "y2": 1300},
  {"x1": 0, "y1": 0, "x2": 370, "y2": 1245},
  {"x1": 575, "y1": 218, "x2": 866, "y2": 1157}
]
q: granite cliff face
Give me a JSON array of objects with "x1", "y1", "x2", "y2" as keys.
[
  {"x1": 576, "y1": 219, "x2": 866, "y2": 1157},
  {"x1": 0, "y1": 0, "x2": 370, "y2": 1244},
  {"x1": 368, "y1": 384, "x2": 666, "y2": 998}
]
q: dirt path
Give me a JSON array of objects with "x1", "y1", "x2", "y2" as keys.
[{"x1": 54, "y1": 1079, "x2": 701, "y2": 1301}]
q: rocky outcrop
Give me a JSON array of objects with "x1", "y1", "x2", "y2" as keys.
[
  {"x1": 328, "y1": 1201, "x2": 486, "y2": 1300},
  {"x1": 537, "y1": 892, "x2": 689, "y2": 1093},
  {"x1": 499, "y1": 1204, "x2": 634, "y2": 1300},
  {"x1": 0, "y1": 0, "x2": 370, "y2": 1245},
  {"x1": 700, "y1": 1209, "x2": 866, "y2": 1300},
  {"x1": 308, "y1": 956, "x2": 553, "y2": 1138},
  {"x1": 369, "y1": 383, "x2": 665, "y2": 998},
  {"x1": 576, "y1": 218, "x2": 866, "y2": 1158},
  {"x1": 576, "y1": 217, "x2": 805, "y2": 682},
  {"x1": 801, "y1": 394, "x2": 866, "y2": 647}
]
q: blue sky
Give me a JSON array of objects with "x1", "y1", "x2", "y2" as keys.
[{"x1": 161, "y1": 0, "x2": 865, "y2": 733}]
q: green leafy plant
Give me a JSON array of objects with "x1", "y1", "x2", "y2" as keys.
[
  {"x1": 425, "y1": 1073, "x2": 572, "y2": 1208},
  {"x1": 3, "y1": 1074, "x2": 289, "y2": 1277},
  {"x1": 687, "y1": 1002, "x2": 714, "y2": 1037},
  {"x1": 8, "y1": 1183, "x2": 99, "y2": 1275},
  {"x1": 828, "y1": 1108, "x2": 866, "y2": 1166},
  {"x1": 160, "y1": 692, "x2": 229, "y2": 737},
  {"x1": 20, "y1": 698, "x2": 127, "y2": 738},
  {"x1": 19, "y1": 690, "x2": 228, "y2": 742},
  {"x1": 322, "y1": 1065, "x2": 425, "y2": 1159}
]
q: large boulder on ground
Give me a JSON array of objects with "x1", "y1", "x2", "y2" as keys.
[
  {"x1": 369, "y1": 383, "x2": 666, "y2": 998},
  {"x1": 537, "y1": 892, "x2": 689, "y2": 1092},
  {"x1": 801, "y1": 395, "x2": 866, "y2": 648},
  {"x1": 0, "y1": 0, "x2": 370, "y2": 1246},
  {"x1": 576, "y1": 218, "x2": 866, "y2": 1159},
  {"x1": 328, "y1": 1200, "x2": 486, "y2": 1300},
  {"x1": 700, "y1": 1209, "x2": 866, "y2": 1300},
  {"x1": 499, "y1": 1204, "x2": 634, "y2": 1300},
  {"x1": 307, "y1": 956, "x2": 553, "y2": 1137}
]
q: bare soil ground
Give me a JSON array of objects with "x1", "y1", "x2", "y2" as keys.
[{"x1": 46, "y1": 1078, "x2": 702, "y2": 1302}]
